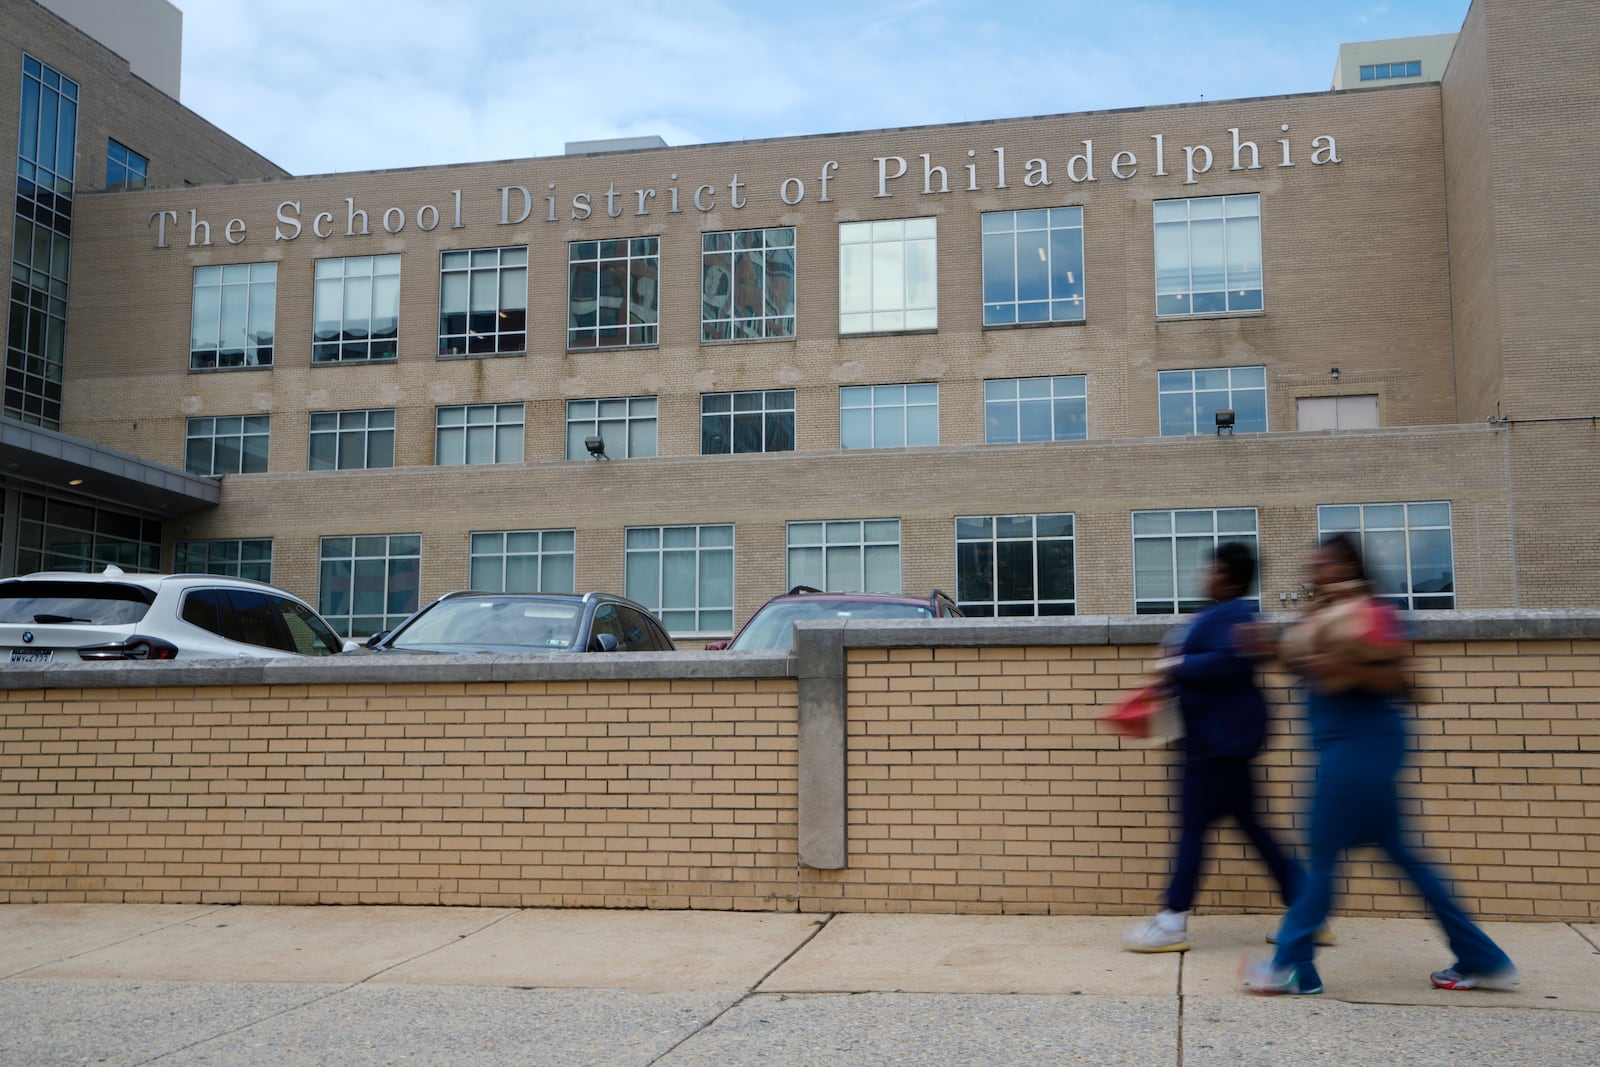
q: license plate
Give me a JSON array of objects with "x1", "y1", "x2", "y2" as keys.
[{"x1": 9, "y1": 649, "x2": 53, "y2": 664}]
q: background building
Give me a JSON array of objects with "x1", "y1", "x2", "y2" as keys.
[{"x1": 1331, "y1": 32, "x2": 1459, "y2": 89}]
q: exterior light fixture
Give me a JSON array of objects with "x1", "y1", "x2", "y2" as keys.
[
  {"x1": 585, "y1": 435, "x2": 608, "y2": 460},
  {"x1": 1331, "y1": 367, "x2": 1340, "y2": 380},
  {"x1": 68, "y1": 478, "x2": 85, "y2": 485},
  {"x1": 1215, "y1": 409, "x2": 1236, "y2": 435}
]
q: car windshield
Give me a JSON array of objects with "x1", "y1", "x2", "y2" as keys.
[
  {"x1": 385, "y1": 597, "x2": 583, "y2": 653},
  {"x1": 728, "y1": 598, "x2": 934, "y2": 651},
  {"x1": 0, "y1": 580, "x2": 154, "y2": 625}
]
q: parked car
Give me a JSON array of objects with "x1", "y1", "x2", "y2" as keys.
[
  {"x1": 0, "y1": 567, "x2": 357, "y2": 663},
  {"x1": 365, "y1": 591, "x2": 675, "y2": 654},
  {"x1": 705, "y1": 586, "x2": 963, "y2": 651}
]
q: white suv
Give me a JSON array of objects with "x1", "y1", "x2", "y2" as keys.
[{"x1": 0, "y1": 567, "x2": 357, "y2": 663}]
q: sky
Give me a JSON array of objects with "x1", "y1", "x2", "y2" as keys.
[{"x1": 174, "y1": 0, "x2": 1472, "y2": 177}]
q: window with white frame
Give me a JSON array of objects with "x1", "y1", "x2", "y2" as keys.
[
  {"x1": 309, "y1": 409, "x2": 395, "y2": 470},
  {"x1": 839, "y1": 217, "x2": 936, "y2": 334},
  {"x1": 624, "y1": 524, "x2": 734, "y2": 635},
  {"x1": 567, "y1": 237, "x2": 659, "y2": 349},
  {"x1": 468, "y1": 529, "x2": 575, "y2": 593},
  {"x1": 174, "y1": 538, "x2": 272, "y2": 583},
  {"x1": 1133, "y1": 508, "x2": 1259, "y2": 614},
  {"x1": 786, "y1": 519, "x2": 901, "y2": 594},
  {"x1": 1154, "y1": 194, "x2": 1262, "y2": 317},
  {"x1": 1159, "y1": 366, "x2": 1267, "y2": 435},
  {"x1": 1297, "y1": 395, "x2": 1378, "y2": 431},
  {"x1": 190, "y1": 263, "x2": 276, "y2": 370},
  {"x1": 313, "y1": 254, "x2": 400, "y2": 362},
  {"x1": 984, "y1": 376, "x2": 1087, "y2": 443},
  {"x1": 438, "y1": 246, "x2": 527, "y2": 356},
  {"x1": 955, "y1": 513, "x2": 1075, "y2": 616},
  {"x1": 981, "y1": 207, "x2": 1085, "y2": 325},
  {"x1": 435, "y1": 403, "x2": 524, "y2": 465},
  {"x1": 701, "y1": 390, "x2": 795, "y2": 454},
  {"x1": 840, "y1": 383, "x2": 938, "y2": 449},
  {"x1": 1318, "y1": 502, "x2": 1454, "y2": 609},
  {"x1": 701, "y1": 227, "x2": 796, "y2": 341},
  {"x1": 566, "y1": 396, "x2": 657, "y2": 460},
  {"x1": 185, "y1": 415, "x2": 269, "y2": 476},
  {"x1": 318, "y1": 533, "x2": 421, "y2": 638}
]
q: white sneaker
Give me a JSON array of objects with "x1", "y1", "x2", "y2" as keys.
[{"x1": 1123, "y1": 916, "x2": 1190, "y2": 953}]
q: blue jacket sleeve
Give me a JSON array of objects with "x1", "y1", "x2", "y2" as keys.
[{"x1": 1170, "y1": 601, "x2": 1254, "y2": 687}]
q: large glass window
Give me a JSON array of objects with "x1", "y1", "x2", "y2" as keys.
[
  {"x1": 624, "y1": 524, "x2": 734, "y2": 635},
  {"x1": 312, "y1": 254, "x2": 400, "y2": 362},
  {"x1": 190, "y1": 263, "x2": 276, "y2": 369},
  {"x1": 15, "y1": 492, "x2": 159, "y2": 573},
  {"x1": 984, "y1": 376, "x2": 1087, "y2": 443},
  {"x1": 105, "y1": 139, "x2": 147, "y2": 191},
  {"x1": 309, "y1": 409, "x2": 395, "y2": 470},
  {"x1": 438, "y1": 246, "x2": 526, "y2": 356},
  {"x1": 702, "y1": 227, "x2": 796, "y2": 341},
  {"x1": 468, "y1": 529, "x2": 575, "y2": 593},
  {"x1": 185, "y1": 415, "x2": 270, "y2": 476},
  {"x1": 1133, "y1": 508, "x2": 1259, "y2": 614},
  {"x1": 1159, "y1": 366, "x2": 1267, "y2": 435},
  {"x1": 435, "y1": 403, "x2": 524, "y2": 465},
  {"x1": 566, "y1": 396, "x2": 657, "y2": 460},
  {"x1": 840, "y1": 383, "x2": 938, "y2": 449},
  {"x1": 1319, "y1": 502, "x2": 1454, "y2": 610},
  {"x1": 701, "y1": 390, "x2": 795, "y2": 454},
  {"x1": 956, "y1": 513, "x2": 1076, "y2": 616},
  {"x1": 786, "y1": 519, "x2": 900, "y2": 594},
  {"x1": 174, "y1": 538, "x2": 273, "y2": 583},
  {"x1": 318, "y1": 533, "x2": 421, "y2": 638},
  {"x1": 981, "y1": 207, "x2": 1085, "y2": 326},
  {"x1": 839, "y1": 217, "x2": 936, "y2": 334},
  {"x1": 567, "y1": 237, "x2": 659, "y2": 349},
  {"x1": 1154, "y1": 194, "x2": 1262, "y2": 317}
]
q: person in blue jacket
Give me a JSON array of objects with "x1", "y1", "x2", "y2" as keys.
[{"x1": 1124, "y1": 541, "x2": 1306, "y2": 953}]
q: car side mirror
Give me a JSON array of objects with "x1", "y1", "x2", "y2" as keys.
[
  {"x1": 591, "y1": 632, "x2": 619, "y2": 652},
  {"x1": 364, "y1": 632, "x2": 387, "y2": 649}
]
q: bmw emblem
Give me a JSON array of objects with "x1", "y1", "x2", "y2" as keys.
[{"x1": 21, "y1": 631, "x2": 33, "y2": 643}]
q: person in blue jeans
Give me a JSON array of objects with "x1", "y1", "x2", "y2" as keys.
[
  {"x1": 1124, "y1": 541, "x2": 1305, "y2": 953},
  {"x1": 1242, "y1": 532, "x2": 1517, "y2": 995}
]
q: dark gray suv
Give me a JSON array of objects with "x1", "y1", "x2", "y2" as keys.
[{"x1": 365, "y1": 591, "x2": 675, "y2": 654}]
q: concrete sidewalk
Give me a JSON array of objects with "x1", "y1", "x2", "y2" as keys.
[{"x1": 0, "y1": 905, "x2": 1596, "y2": 1065}]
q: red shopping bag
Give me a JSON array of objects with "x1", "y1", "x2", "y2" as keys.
[{"x1": 1102, "y1": 683, "x2": 1179, "y2": 743}]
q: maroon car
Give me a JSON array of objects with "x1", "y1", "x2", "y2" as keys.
[{"x1": 705, "y1": 585, "x2": 963, "y2": 651}]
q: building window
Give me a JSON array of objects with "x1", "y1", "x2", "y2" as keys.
[
  {"x1": 190, "y1": 263, "x2": 276, "y2": 370},
  {"x1": 985, "y1": 376, "x2": 1087, "y2": 443},
  {"x1": 15, "y1": 492, "x2": 159, "y2": 573},
  {"x1": 1360, "y1": 61, "x2": 1422, "y2": 81},
  {"x1": 1159, "y1": 366, "x2": 1267, "y2": 435},
  {"x1": 312, "y1": 254, "x2": 400, "y2": 363},
  {"x1": 438, "y1": 246, "x2": 526, "y2": 356},
  {"x1": 105, "y1": 139, "x2": 147, "y2": 191},
  {"x1": 566, "y1": 396, "x2": 657, "y2": 460},
  {"x1": 702, "y1": 227, "x2": 796, "y2": 341},
  {"x1": 787, "y1": 519, "x2": 901, "y2": 594},
  {"x1": 185, "y1": 415, "x2": 270, "y2": 476},
  {"x1": 1154, "y1": 194, "x2": 1262, "y2": 317},
  {"x1": 318, "y1": 534, "x2": 421, "y2": 638},
  {"x1": 1297, "y1": 395, "x2": 1379, "y2": 431},
  {"x1": 7, "y1": 55, "x2": 78, "y2": 428},
  {"x1": 435, "y1": 403, "x2": 524, "y2": 465},
  {"x1": 624, "y1": 524, "x2": 734, "y2": 635},
  {"x1": 567, "y1": 237, "x2": 659, "y2": 349},
  {"x1": 839, "y1": 217, "x2": 936, "y2": 334},
  {"x1": 174, "y1": 538, "x2": 273, "y2": 582},
  {"x1": 309, "y1": 409, "x2": 395, "y2": 470},
  {"x1": 956, "y1": 514, "x2": 1076, "y2": 617},
  {"x1": 1319, "y1": 502, "x2": 1453, "y2": 609},
  {"x1": 469, "y1": 529, "x2": 575, "y2": 593},
  {"x1": 981, "y1": 207, "x2": 1085, "y2": 326},
  {"x1": 701, "y1": 390, "x2": 795, "y2": 454},
  {"x1": 1133, "y1": 508, "x2": 1259, "y2": 614},
  {"x1": 840, "y1": 383, "x2": 938, "y2": 449}
]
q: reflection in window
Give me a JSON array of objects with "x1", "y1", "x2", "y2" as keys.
[
  {"x1": 1133, "y1": 508, "x2": 1259, "y2": 614},
  {"x1": 309, "y1": 409, "x2": 395, "y2": 470},
  {"x1": 701, "y1": 390, "x2": 795, "y2": 454},
  {"x1": 105, "y1": 139, "x2": 147, "y2": 190},
  {"x1": 956, "y1": 513, "x2": 1076, "y2": 616},
  {"x1": 787, "y1": 519, "x2": 901, "y2": 594},
  {"x1": 1154, "y1": 194, "x2": 1262, "y2": 317},
  {"x1": 568, "y1": 237, "x2": 659, "y2": 349},
  {"x1": 1319, "y1": 502, "x2": 1453, "y2": 609},
  {"x1": 840, "y1": 383, "x2": 938, "y2": 449},
  {"x1": 985, "y1": 376, "x2": 1087, "y2": 443},
  {"x1": 312, "y1": 255, "x2": 400, "y2": 362},
  {"x1": 702, "y1": 228, "x2": 795, "y2": 341},
  {"x1": 566, "y1": 396, "x2": 657, "y2": 459},
  {"x1": 982, "y1": 208, "x2": 1085, "y2": 325},
  {"x1": 438, "y1": 246, "x2": 527, "y2": 356},
  {"x1": 1159, "y1": 366, "x2": 1267, "y2": 435},
  {"x1": 186, "y1": 415, "x2": 270, "y2": 476},
  {"x1": 190, "y1": 263, "x2": 276, "y2": 369},
  {"x1": 318, "y1": 533, "x2": 421, "y2": 638},
  {"x1": 624, "y1": 524, "x2": 734, "y2": 635},
  {"x1": 839, "y1": 217, "x2": 936, "y2": 334},
  {"x1": 469, "y1": 529, "x2": 575, "y2": 593},
  {"x1": 435, "y1": 403, "x2": 524, "y2": 465}
]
